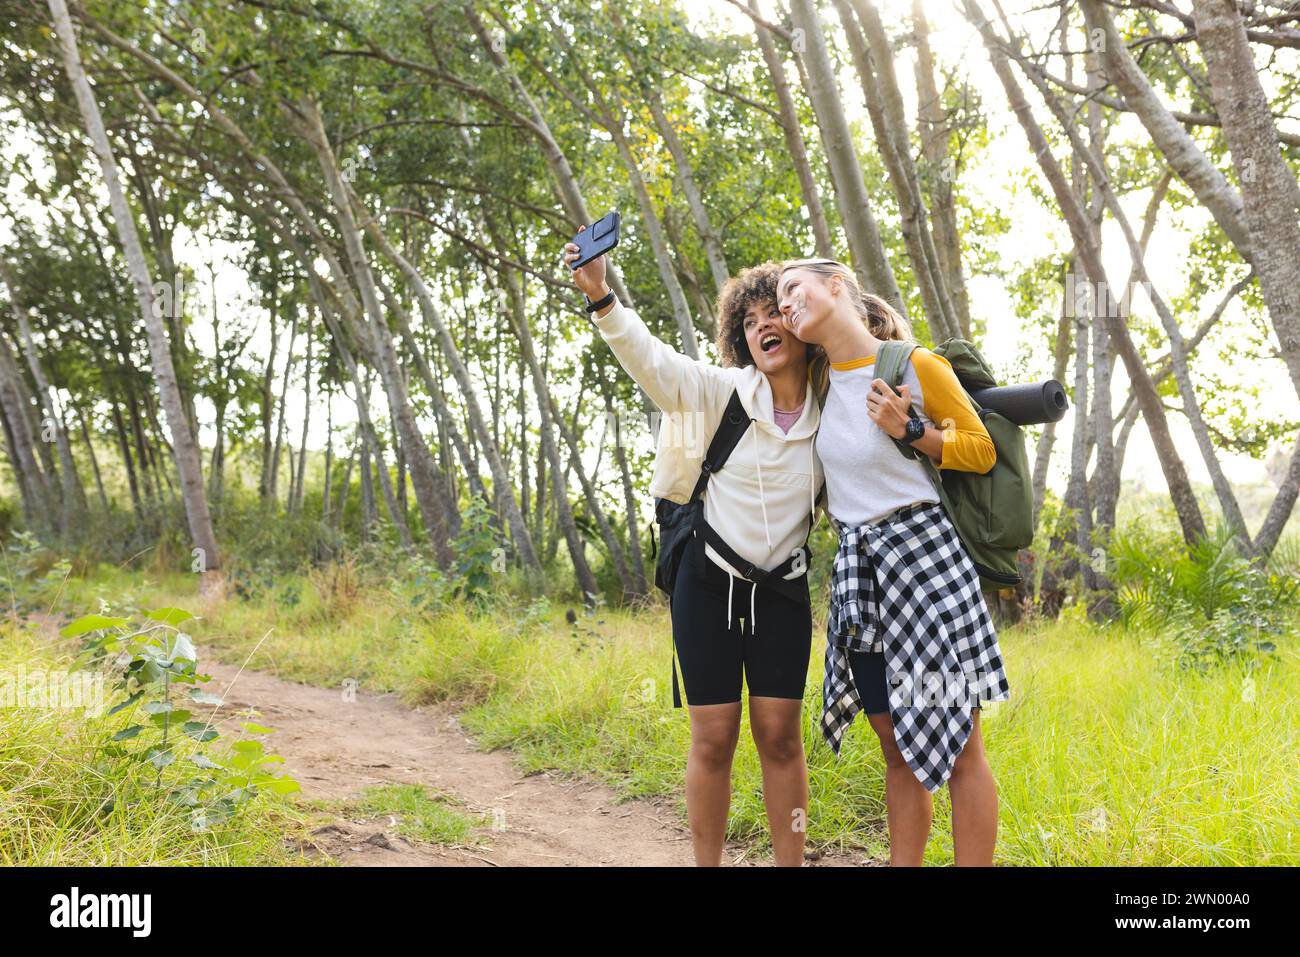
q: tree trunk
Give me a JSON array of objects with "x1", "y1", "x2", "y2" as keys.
[
  {"x1": 292, "y1": 327, "x2": 312, "y2": 514},
  {"x1": 1190, "y1": 0, "x2": 1300, "y2": 403},
  {"x1": 48, "y1": 0, "x2": 220, "y2": 575},
  {"x1": 749, "y1": 0, "x2": 836, "y2": 259},
  {"x1": 0, "y1": 258, "x2": 84, "y2": 524},
  {"x1": 965, "y1": 0, "x2": 1207, "y2": 545},
  {"x1": 296, "y1": 97, "x2": 454, "y2": 563},
  {"x1": 911, "y1": 0, "x2": 972, "y2": 337},
  {"x1": 788, "y1": 0, "x2": 905, "y2": 313},
  {"x1": 358, "y1": 209, "x2": 540, "y2": 570},
  {"x1": 833, "y1": 0, "x2": 957, "y2": 341}
]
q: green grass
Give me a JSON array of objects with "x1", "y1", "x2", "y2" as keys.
[
  {"x1": 355, "y1": 784, "x2": 486, "y2": 846},
  {"x1": 22, "y1": 563, "x2": 1300, "y2": 865},
  {"x1": 0, "y1": 621, "x2": 318, "y2": 866}
]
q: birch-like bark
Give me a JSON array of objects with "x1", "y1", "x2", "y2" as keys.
[
  {"x1": 788, "y1": 0, "x2": 904, "y2": 312},
  {"x1": 0, "y1": 257, "x2": 83, "y2": 520},
  {"x1": 1190, "y1": 0, "x2": 1300, "y2": 403},
  {"x1": 911, "y1": 0, "x2": 972, "y2": 337},
  {"x1": 749, "y1": 0, "x2": 836, "y2": 258},
  {"x1": 356, "y1": 200, "x2": 541, "y2": 571},
  {"x1": 296, "y1": 98, "x2": 454, "y2": 562},
  {"x1": 47, "y1": 0, "x2": 219, "y2": 573},
  {"x1": 964, "y1": 0, "x2": 1206, "y2": 544},
  {"x1": 833, "y1": 0, "x2": 957, "y2": 340}
]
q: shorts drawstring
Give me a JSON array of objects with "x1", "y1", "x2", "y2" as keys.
[{"x1": 724, "y1": 565, "x2": 758, "y2": 635}]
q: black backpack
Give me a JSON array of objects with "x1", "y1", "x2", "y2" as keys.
[{"x1": 652, "y1": 389, "x2": 813, "y2": 706}]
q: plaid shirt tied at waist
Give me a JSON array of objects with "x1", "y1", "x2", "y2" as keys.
[{"x1": 820, "y1": 501, "x2": 1011, "y2": 792}]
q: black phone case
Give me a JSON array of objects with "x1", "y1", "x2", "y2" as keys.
[{"x1": 570, "y1": 211, "x2": 620, "y2": 270}]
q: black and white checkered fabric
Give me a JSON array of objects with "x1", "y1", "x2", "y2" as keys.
[{"x1": 820, "y1": 501, "x2": 1011, "y2": 792}]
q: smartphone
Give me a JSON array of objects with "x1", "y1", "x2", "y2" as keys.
[{"x1": 569, "y1": 211, "x2": 620, "y2": 270}]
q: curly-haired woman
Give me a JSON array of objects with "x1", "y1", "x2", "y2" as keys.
[{"x1": 564, "y1": 229, "x2": 822, "y2": 867}]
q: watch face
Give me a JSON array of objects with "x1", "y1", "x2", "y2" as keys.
[{"x1": 906, "y1": 417, "x2": 925, "y2": 441}]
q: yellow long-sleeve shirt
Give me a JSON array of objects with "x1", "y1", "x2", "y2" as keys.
[
  {"x1": 829, "y1": 349, "x2": 995, "y2": 473},
  {"x1": 818, "y1": 347, "x2": 995, "y2": 527}
]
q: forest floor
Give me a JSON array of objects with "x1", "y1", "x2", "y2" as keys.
[{"x1": 199, "y1": 651, "x2": 866, "y2": 867}]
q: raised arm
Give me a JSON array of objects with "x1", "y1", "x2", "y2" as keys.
[{"x1": 564, "y1": 227, "x2": 725, "y2": 415}]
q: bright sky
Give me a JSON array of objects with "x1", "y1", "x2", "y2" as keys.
[{"x1": 2, "y1": 0, "x2": 1296, "y2": 514}]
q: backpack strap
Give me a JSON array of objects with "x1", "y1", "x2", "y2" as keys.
[
  {"x1": 875, "y1": 341, "x2": 925, "y2": 463},
  {"x1": 688, "y1": 389, "x2": 750, "y2": 504},
  {"x1": 875, "y1": 341, "x2": 956, "y2": 527}
]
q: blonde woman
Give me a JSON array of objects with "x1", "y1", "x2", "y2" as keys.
[
  {"x1": 565, "y1": 231, "x2": 823, "y2": 866},
  {"x1": 776, "y1": 258, "x2": 1011, "y2": 866}
]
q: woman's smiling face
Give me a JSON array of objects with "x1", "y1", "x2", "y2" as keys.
[
  {"x1": 744, "y1": 299, "x2": 804, "y2": 376},
  {"x1": 777, "y1": 266, "x2": 837, "y2": 344}
]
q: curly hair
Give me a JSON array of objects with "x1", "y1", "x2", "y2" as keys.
[{"x1": 714, "y1": 260, "x2": 784, "y2": 368}]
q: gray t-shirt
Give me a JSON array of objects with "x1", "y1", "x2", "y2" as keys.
[{"x1": 817, "y1": 359, "x2": 939, "y2": 526}]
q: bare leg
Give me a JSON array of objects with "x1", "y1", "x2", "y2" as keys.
[
  {"x1": 748, "y1": 696, "x2": 808, "y2": 867},
  {"x1": 685, "y1": 702, "x2": 742, "y2": 866},
  {"x1": 949, "y1": 710, "x2": 998, "y2": 866},
  {"x1": 866, "y1": 712, "x2": 932, "y2": 866}
]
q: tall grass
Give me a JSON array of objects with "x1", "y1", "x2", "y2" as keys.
[
  {"x1": 0, "y1": 623, "x2": 314, "y2": 865},
  {"x1": 31, "y1": 560, "x2": 1298, "y2": 865}
]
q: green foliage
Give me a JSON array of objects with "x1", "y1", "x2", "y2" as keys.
[
  {"x1": 450, "y1": 498, "x2": 502, "y2": 604},
  {"x1": 1109, "y1": 523, "x2": 1298, "y2": 670},
  {"x1": 67, "y1": 604, "x2": 300, "y2": 829}
]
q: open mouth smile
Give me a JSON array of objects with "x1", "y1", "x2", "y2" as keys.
[{"x1": 760, "y1": 333, "x2": 783, "y2": 354}]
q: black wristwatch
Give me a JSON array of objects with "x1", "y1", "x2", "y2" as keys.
[
  {"x1": 900, "y1": 413, "x2": 926, "y2": 445},
  {"x1": 584, "y1": 289, "x2": 616, "y2": 313}
]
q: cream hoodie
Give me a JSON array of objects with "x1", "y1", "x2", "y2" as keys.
[{"x1": 593, "y1": 299, "x2": 822, "y2": 594}]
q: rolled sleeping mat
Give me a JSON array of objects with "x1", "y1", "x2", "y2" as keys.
[{"x1": 969, "y1": 380, "x2": 1068, "y2": 426}]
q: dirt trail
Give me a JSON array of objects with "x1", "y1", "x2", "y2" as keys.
[{"x1": 201, "y1": 654, "x2": 705, "y2": 866}]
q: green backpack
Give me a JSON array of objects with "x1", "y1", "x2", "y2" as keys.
[{"x1": 875, "y1": 339, "x2": 1033, "y2": 590}]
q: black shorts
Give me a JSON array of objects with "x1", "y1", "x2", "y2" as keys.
[
  {"x1": 847, "y1": 648, "x2": 984, "y2": 716},
  {"x1": 670, "y1": 541, "x2": 812, "y2": 705}
]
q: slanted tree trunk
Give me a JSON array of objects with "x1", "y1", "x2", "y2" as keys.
[
  {"x1": 748, "y1": 0, "x2": 836, "y2": 259},
  {"x1": 357, "y1": 206, "x2": 540, "y2": 571},
  {"x1": 47, "y1": 0, "x2": 219, "y2": 577},
  {"x1": 0, "y1": 259, "x2": 84, "y2": 525},
  {"x1": 295, "y1": 97, "x2": 454, "y2": 562},
  {"x1": 1015, "y1": 46, "x2": 1253, "y2": 551},
  {"x1": 912, "y1": 0, "x2": 972, "y2": 336},
  {"x1": 463, "y1": 6, "x2": 641, "y2": 313},
  {"x1": 269, "y1": 312, "x2": 298, "y2": 505},
  {"x1": 1080, "y1": 0, "x2": 1253, "y2": 255},
  {"x1": 321, "y1": 394, "x2": 334, "y2": 525},
  {"x1": 641, "y1": 82, "x2": 730, "y2": 295},
  {"x1": 788, "y1": 0, "x2": 904, "y2": 312},
  {"x1": 0, "y1": 332, "x2": 52, "y2": 531},
  {"x1": 489, "y1": 260, "x2": 601, "y2": 598},
  {"x1": 965, "y1": 0, "x2": 1207, "y2": 546},
  {"x1": 1190, "y1": 0, "x2": 1300, "y2": 404},
  {"x1": 73, "y1": 405, "x2": 109, "y2": 513},
  {"x1": 595, "y1": 359, "x2": 649, "y2": 597},
  {"x1": 292, "y1": 327, "x2": 312, "y2": 514},
  {"x1": 836, "y1": 0, "x2": 959, "y2": 340}
]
